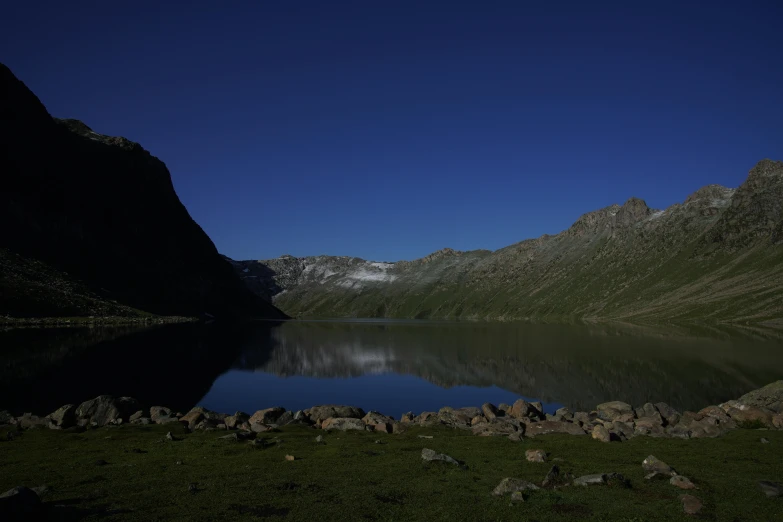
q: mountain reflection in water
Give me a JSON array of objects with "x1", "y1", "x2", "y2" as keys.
[{"x1": 2, "y1": 319, "x2": 782, "y2": 417}]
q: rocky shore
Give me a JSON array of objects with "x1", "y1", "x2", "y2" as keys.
[{"x1": 4, "y1": 381, "x2": 782, "y2": 441}]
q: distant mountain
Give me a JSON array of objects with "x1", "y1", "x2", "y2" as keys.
[
  {"x1": 230, "y1": 160, "x2": 783, "y2": 325},
  {"x1": 0, "y1": 63, "x2": 286, "y2": 321}
]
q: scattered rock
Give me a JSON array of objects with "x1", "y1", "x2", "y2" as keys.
[
  {"x1": 149, "y1": 406, "x2": 172, "y2": 423},
  {"x1": 0, "y1": 486, "x2": 43, "y2": 517},
  {"x1": 472, "y1": 419, "x2": 521, "y2": 437},
  {"x1": 321, "y1": 417, "x2": 366, "y2": 431},
  {"x1": 510, "y1": 491, "x2": 525, "y2": 502},
  {"x1": 572, "y1": 411, "x2": 596, "y2": 424},
  {"x1": 596, "y1": 401, "x2": 634, "y2": 420},
  {"x1": 482, "y1": 403, "x2": 499, "y2": 420},
  {"x1": 592, "y1": 424, "x2": 611, "y2": 442},
  {"x1": 759, "y1": 481, "x2": 782, "y2": 498},
  {"x1": 542, "y1": 465, "x2": 570, "y2": 488},
  {"x1": 654, "y1": 402, "x2": 681, "y2": 425},
  {"x1": 492, "y1": 478, "x2": 540, "y2": 496},
  {"x1": 574, "y1": 474, "x2": 607, "y2": 486},
  {"x1": 761, "y1": 437, "x2": 770, "y2": 444},
  {"x1": 400, "y1": 412, "x2": 414, "y2": 423},
  {"x1": 680, "y1": 494, "x2": 703, "y2": 515},
  {"x1": 165, "y1": 432, "x2": 178, "y2": 441},
  {"x1": 315, "y1": 435, "x2": 325, "y2": 444},
  {"x1": 284, "y1": 455, "x2": 295, "y2": 461},
  {"x1": 219, "y1": 433, "x2": 239, "y2": 441},
  {"x1": 47, "y1": 404, "x2": 77, "y2": 428},
  {"x1": 17, "y1": 414, "x2": 47, "y2": 430},
  {"x1": 417, "y1": 435, "x2": 433, "y2": 439},
  {"x1": 307, "y1": 405, "x2": 366, "y2": 424},
  {"x1": 525, "y1": 449, "x2": 547, "y2": 463},
  {"x1": 670, "y1": 476, "x2": 697, "y2": 490},
  {"x1": 525, "y1": 421, "x2": 586, "y2": 437},
  {"x1": 275, "y1": 411, "x2": 294, "y2": 426},
  {"x1": 727, "y1": 406, "x2": 775, "y2": 427},
  {"x1": 507, "y1": 431, "x2": 523, "y2": 442},
  {"x1": 642, "y1": 455, "x2": 676, "y2": 476},
  {"x1": 76, "y1": 396, "x2": 140, "y2": 426},
  {"x1": 249, "y1": 407, "x2": 286, "y2": 426},
  {"x1": 421, "y1": 448, "x2": 460, "y2": 466},
  {"x1": 225, "y1": 412, "x2": 249, "y2": 430},
  {"x1": 129, "y1": 410, "x2": 145, "y2": 422}
]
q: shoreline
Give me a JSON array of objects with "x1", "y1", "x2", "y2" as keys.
[
  {"x1": 0, "y1": 315, "x2": 197, "y2": 328},
  {"x1": 6, "y1": 381, "x2": 782, "y2": 441}
]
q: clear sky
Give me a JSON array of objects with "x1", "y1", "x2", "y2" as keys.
[{"x1": 3, "y1": 1, "x2": 782, "y2": 262}]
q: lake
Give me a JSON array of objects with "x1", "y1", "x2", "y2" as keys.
[{"x1": 2, "y1": 319, "x2": 783, "y2": 418}]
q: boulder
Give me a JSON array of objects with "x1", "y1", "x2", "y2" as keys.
[
  {"x1": 654, "y1": 402, "x2": 681, "y2": 426},
  {"x1": 541, "y1": 465, "x2": 567, "y2": 488},
  {"x1": 18, "y1": 414, "x2": 48, "y2": 430},
  {"x1": 736, "y1": 381, "x2": 783, "y2": 411},
  {"x1": 400, "y1": 412, "x2": 414, "y2": 423},
  {"x1": 688, "y1": 422, "x2": 724, "y2": 438},
  {"x1": 525, "y1": 449, "x2": 547, "y2": 463},
  {"x1": 149, "y1": 406, "x2": 172, "y2": 423},
  {"x1": 46, "y1": 404, "x2": 77, "y2": 428},
  {"x1": 363, "y1": 411, "x2": 394, "y2": 426},
  {"x1": 572, "y1": 411, "x2": 597, "y2": 424},
  {"x1": 525, "y1": 421, "x2": 586, "y2": 437},
  {"x1": 421, "y1": 448, "x2": 460, "y2": 466},
  {"x1": 610, "y1": 421, "x2": 635, "y2": 440},
  {"x1": 680, "y1": 494, "x2": 703, "y2": 515},
  {"x1": 492, "y1": 478, "x2": 540, "y2": 496},
  {"x1": 307, "y1": 405, "x2": 365, "y2": 423},
  {"x1": 665, "y1": 424, "x2": 692, "y2": 439},
  {"x1": 596, "y1": 401, "x2": 634, "y2": 420},
  {"x1": 509, "y1": 399, "x2": 541, "y2": 420},
  {"x1": 321, "y1": 417, "x2": 366, "y2": 431},
  {"x1": 636, "y1": 403, "x2": 659, "y2": 419},
  {"x1": 249, "y1": 407, "x2": 286, "y2": 426},
  {"x1": 0, "y1": 486, "x2": 43, "y2": 518},
  {"x1": 470, "y1": 416, "x2": 485, "y2": 426},
  {"x1": 129, "y1": 410, "x2": 145, "y2": 422},
  {"x1": 457, "y1": 407, "x2": 482, "y2": 418},
  {"x1": 224, "y1": 412, "x2": 249, "y2": 430},
  {"x1": 179, "y1": 410, "x2": 205, "y2": 429},
  {"x1": 634, "y1": 417, "x2": 667, "y2": 437},
  {"x1": 275, "y1": 411, "x2": 294, "y2": 426},
  {"x1": 481, "y1": 403, "x2": 499, "y2": 420},
  {"x1": 75, "y1": 395, "x2": 141, "y2": 426},
  {"x1": 592, "y1": 425, "x2": 611, "y2": 442},
  {"x1": 726, "y1": 406, "x2": 775, "y2": 427},
  {"x1": 642, "y1": 455, "x2": 676, "y2": 476},
  {"x1": 471, "y1": 418, "x2": 521, "y2": 437},
  {"x1": 773, "y1": 413, "x2": 783, "y2": 429}
]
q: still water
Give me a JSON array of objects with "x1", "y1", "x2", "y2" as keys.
[{"x1": 2, "y1": 319, "x2": 783, "y2": 417}]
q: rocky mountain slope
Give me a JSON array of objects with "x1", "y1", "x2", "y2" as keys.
[
  {"x1": 0, "y1": 63, "x2": 286, "y2": 320},
  {"x1": 230, "y1": 160, "x2": 783, "y2": 325}
]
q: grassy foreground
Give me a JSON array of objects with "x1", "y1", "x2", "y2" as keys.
[{"x1": 1, "y1": 424, "x2": 781, "y2": 521}]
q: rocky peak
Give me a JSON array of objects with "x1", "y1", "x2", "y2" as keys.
[
  {"x1": 55, "y1": 119, "x2": 142, "y2": 152},
  {"x1": 566, "y1": 204, "x2": 621, "y2": 237},
  {"x1": 684, "y1": 185, "x2": 735, "y2": 205},
  {"x1": 615, "y1": 197, "x2": 652, "y2": 227},
  {"x1": 419, "y1": 248, "x2": 462, "y2": 264}
]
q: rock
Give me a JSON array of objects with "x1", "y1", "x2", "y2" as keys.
[
  {"x1": 525, "y1": 421, "x2": 586, "y2": 437},
  {"x1": 76, "y1": 395, "x2": 140, "y2": 426},
  {"x1": 391, "y1": 422, "x2": 407, "y2": 434},
  {"x1": 315, "y1": 435, "x2": 325, "y2": 444},
  {"x1": 611, "y1": 421, "x2": 635, "y2": 440},
  {"x1": 654, "y1": 402, "x2": 681, "y2": 425},
  {"x1": 249, "y1": 407, "x2": 286, "y2": 426},
  {"x1": 596, "y1": 401, "x2": 634, "y2": 420},
  {"x1": 437, "y1": 410, "x2": 472, "y2": 429},
  {"x1": 417, "y1": 435, "x2": 434, "y2": 439},
  {"x1": 688, "y1": 422, "x2": 723, "y2": 438},
  {"x1": 509, "y1": 399, "x2": 536, "y2": 419},
  {"x1": 275, "y1": 411, "x2": 294, "y2": 426},
  {"x1": 542, "y1": 465, "x2": 568, "y2": 488},
  {"x1": 637, "y1": 403, "x2": 659, "y2": 419},
  {"x1": 761, "y1": 437, "x2": 770, "y2": 443},
  {"x1": 470, "y1": 416, "x2": 485, "y2": 426},
  {"x1": 321, "y1": 417, "x2": 366, "y2": 431},
  {"x1": 758, "y1": 481, "x2": 783, "y2": 497},
  {"x1": 225, "y1": 412, "x2": 249, "y2": 430},
  {"x1": 492, "y1": 478, "x2": 540, "y2": 496},
  {"x1": 417, "y1": 412, "x2": 441, "y2": 426},
  {"x1": 129, "y1": 410, "x2": 145, "y2": 422},
  {"x1": 178, "y1": 410, "x2": 204, "y2": 429},
  {"x1": 165, "y1": 431, "x2": 178, "y2": 441},
  {"x1": 17, "y1": 414, "x2": 47, "y2": 430},
  {"x1": 133, "y1": 417, "x2": 151, "y2": 425},
  {"x1": 374, "y1": 422, "x2": 393, "y2": 434},
  {"x1": 293, "y1": 410, "x2": 308, "y2": 422},
  {"x1": 457, "y1": 407, "x2": 482, "y2": 418},
  {"x1": 482, "y1": 403, "x2": 499, "y2": 420},
  {"x1": 284, "y1": 455, "x2": 295, "y2": 461},
  {"x1": 30, "y1": 485, "x2": 50, "y2": 497},
  {"x1": 46, "y1": 404, "x2": 77, "y2": 428},
  {"x1": 0, "y1": 486, "x2": 43, "y2": 517},
  {"x1": 531, "y1": 402, "x2": 544, "y2": 417},
  {"x1": 218, "y1": 433, "x2": 239, "y2": 441},
  {"x1": 555, "y1": 407, "x2": 572, "y2": 419},
  {"x1": 574, "y1": 474, "x2": 607, "y2": 486},
  {"x1": 525, "y1": 449, "x2": 547, "y2": 463},
  {"x1": 307, "y1": 405, "x2": 365, "y2": 423},
  {"x1": 498, "y1": 403, "x2": 511, "y2": 413},
  {"x1": 592, "y1": 425, "x2": 611, "y2": 442},
  {"x1": 363, "y1": 411, "x2": 395, "y2": 426},
  {"x1": 642, "y1": 455, "x2": 675, "y2": 476},
  {"x1": 670, "y1": 476, "x2": 697, "y2": 490},
  {"x1": 472, "y1": 419, "x2": 521, "y2": 437},
  {"x1": 149, "y1": 406, "x2": 172, "y2": 423},
  {"x1": 0, "y1": 411, "x2": 14, "y2": 425},
  {"x1": 421, "y1": 448, "x2": 460, "y2": 466},
  {"x1": 773, "y1": 414, "x2": 783, "y2": 429},
  {"x1": 665, "y1": 424, "x2": 691, "y2": 439},
  {"x1": 680, "y1": 494, "x2": 703, "y2": 515},
  {"x1": 634, "y1": 417, "x2": 667, "y2": 437},
  {"x1": 727, "y1": 406, "x2": 775, "y2": 427},
  {"x1": 736, "y1": 381, "x2": 783, "y2": 411},
  {"x1": 400, "y1": 412, "x2": 414, "y2": 423},
  {"x1": 572, "y1": 411, "x2": 597, "y2": 424},
  {"x1": 510, "y1": 491, "x2": 525, "y2": 502},
  {"x1": 250, "y1": 423, "x2": 272, "y2": 433}
]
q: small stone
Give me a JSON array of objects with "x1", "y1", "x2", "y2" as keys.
[
  {"x1": 188, "y1": 483, "x2": 198, "y2": 493},
  {"x1": 510, "y1": 491, "x2": 525, "y2": 502},
  {"x1": 592, "y1": 424, "x2": 611, "y2": 442},
  {"x1": 542, "y1": 465, "x2": 567, "y2": 488},
  {"x1": 759, "y1": 481, "x2": 783, "y2": 497},
  {"x1": 417, "y1": 435, "x2": 433, "y2": 439},
  {"x1": 525, "y1": 449, "x2": 547, "y2": 463},
  {"x1": 218, "y1": 433, "x2": 239, "y2": 441},
  {"x1": 574, "y1": 474, "x2": 607, "y2": 486},
  {"x1": 670, "y1": 475, "x2": 697, "y2": 490},
  {"x1": 165, "y1": 432, "x2": 176, "y2": 441},
  {"x1": 284, "y1": 455, "x2": 295, "y2": 461},
  {"x1": 680, "y1": 494, "x2": 703, "y2": 515},
  {"x1": 760, "y1": 437, "x2": 770, "y2": 444},
  {"x1": 482, "y1": 403, "x2": 499, "y2": 420},
  {"x1": 421, "y1": 448, "x2": 460, "y2": 466},
  {"x1": 175, "y1": 461, "x2": 183, "y2": 465},
  {"x1": 642, "y1": 455, "x2": 675, "y2": 476},
  {"x1": 315, "y1": 435, "x2": 325, "y2": 444},
  {"x1": 492, "y1": 478, "x2": 540, "y2": 496}
]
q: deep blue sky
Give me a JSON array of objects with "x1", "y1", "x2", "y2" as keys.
[{"x1": 3, "y1": 1, "x2": 782, "y2": 261}]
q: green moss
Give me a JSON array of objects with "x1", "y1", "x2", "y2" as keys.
[{"x1": 2, "y1": 424, "x2": 781, "y2": 521}]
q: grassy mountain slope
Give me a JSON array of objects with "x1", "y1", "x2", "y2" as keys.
[{"x1": 232, "y1": 160, "x2": 783, "y2": 325}]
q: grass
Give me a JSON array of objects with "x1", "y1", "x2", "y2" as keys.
[{"x1": 1, "y1": 424, "x2": 782, "y2": 521}]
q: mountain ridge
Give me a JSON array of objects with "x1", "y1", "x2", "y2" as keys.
[{"x1": 228, "y1": 160, "x2": 783, "y2": 325}]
